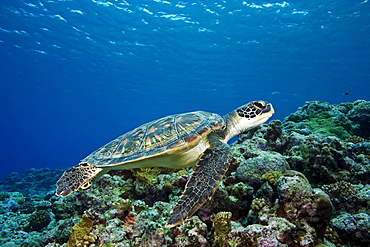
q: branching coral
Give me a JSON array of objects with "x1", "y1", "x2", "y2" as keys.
[{"x1": 344, "y1": 135, "x2": 365, "y2": 144}]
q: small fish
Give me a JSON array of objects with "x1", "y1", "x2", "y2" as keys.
[{"x1": 343, "y1": 92, "x2": 349, "y2": 95}]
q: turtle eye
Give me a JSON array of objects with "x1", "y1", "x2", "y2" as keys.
[
  {"x1": 253, "y1": 101, "x2": 265, "y2": 109},
  {"x1": 81, "y1": 181, "x2": 92, "y2": 189}
]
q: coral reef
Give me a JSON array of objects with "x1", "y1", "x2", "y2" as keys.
[
  {"x1": 0, "y1": 168, "x2": 63, "y2": 197},
  {"x1": 235, "y1": 152, "x2": 289, "y2": 187},
  {"x1": 0, "y1": 100, "x2": 369, "y2": 246},
  {"x1": 346, "y1": 100, "x2": 370, "y2": 139},
  {"x1": 250, "y1": 198, "x2": 267, "y2": 212},
  {"x1": 283, "y1": 130, "x2": 369, "y2": 185},
  {"x1": 131, "y1": 167, "x2": 163, "y2": 184},
  {"x1": 283, "y1": 99, "x2": 370, "y2": 140},
  {"x1": 211, "y1": 211, "x2": 232, "y2": 246},
  {"x1": 226, "y1": 217, "x2": 297, "y2": 246},
  {"x1": 172, "y1": 216, "x2": 210, "y2": 246},
  {"x1": 330, "y1": 213, "x2": 370, "y2": 245},
  {"x1": 261, "y1": 171, "x2": 283, "y2": 186},
  {"x1": 26, "y1": 209, "x2": 52, "y2": 231},
  {"x1": 283, "y1": 100, "x2": 351, "y2": 139},
  {"x1": 66, "y1": 214, "x2": 93, "y2": 247},
  {"x1": 276, "y1": 171, "x2": 333, "y2": 241}
]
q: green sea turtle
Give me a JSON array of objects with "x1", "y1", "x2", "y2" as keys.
[{"x1": 56, "y1": 100, "x2": 274, "y2": 227}]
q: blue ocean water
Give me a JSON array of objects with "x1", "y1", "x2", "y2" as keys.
[{"x1": 1, "y1": 0, "x2": 369, "y2": 181}]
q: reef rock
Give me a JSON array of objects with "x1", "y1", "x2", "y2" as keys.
[
  {"x1": 235, "y1": 152, "x2": 289, "y2": 187},
  {"x1": 276, "y1": 171, "x2": 333, "y2": 241},
  {"x1": 346, "y1": 100, "x2": 370, "y2": 139},
  {"x1": 330, "y1": 213, "x2": 370, "y2": 245}
]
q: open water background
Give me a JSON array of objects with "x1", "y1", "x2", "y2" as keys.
[{"x1": 1, "y1": 0, "x2": 369, "y2": 180}]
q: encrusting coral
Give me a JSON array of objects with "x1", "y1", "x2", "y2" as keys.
[{"x1": 172, "y1": 216, "x2": 210, "y2": 247}]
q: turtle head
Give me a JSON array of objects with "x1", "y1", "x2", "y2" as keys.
[
  {"x1": 55, "y1": 162, "x2": 103, "y2": 197},
  {"x1": 223, "y1": 101, "x2": 274, "y2": 141}
]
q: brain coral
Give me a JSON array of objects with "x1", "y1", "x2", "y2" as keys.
[{"x1": 27, "y1": 209, "x2": 51, "y2": 231}]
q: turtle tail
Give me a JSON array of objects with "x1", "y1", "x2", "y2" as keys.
[{"x1": 55, "y1": 162, "x2": 103, "y2": 197}]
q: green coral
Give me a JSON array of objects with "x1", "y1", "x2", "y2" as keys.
[
  {"x1": 299, "y1": 144, "x2": 311, "y2": 160},
  {"x1": 308, "y1": 112, "x2": 352, "y2": 139},
  {"x1": 283, "y1": 100, "x2": 354, "y2": 139},
  {"x1": 111, "y1": 178, "x2": 134, "y2": 197},
  {"x1": 20, "y1": 239, "x2": 43, "y2": 247},
  {"x1": 344, "y1": 135, "x2": 365, "y2": 144},
  {"x1": 26, "y1": 209, "x2": 51, "y2": 231},
  {"x1": 66, "y1": 214, "x2": 93, "y2": 247},
  {"x1": 111, "y1": 198, "x2": 131, "y2": 211},
  {"x1": 230, "y1": 182, "x2": 250, "y2": 198},
  {"x1": 132, "y1": 167, "x2": 163, "y2": 184},
  {"x1": 0, "y1": 192, "x2": 10, "y2": 201}
]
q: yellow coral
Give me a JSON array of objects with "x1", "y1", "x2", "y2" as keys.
[
  {"x1": 324, "y1": 227, "x2": 341, "y2": 246},
  {"x1": 66, "y1": 214, "x2": 93, "y2": 247},
  {"x1": 250, "y1": 198, "x2": 267, "y2": 211},
  {"x1": 212, "y1": 211, "x2": 232, "y2": 246},
  {"x1": 132, "y1": 167, "x2": 162, "y2": 184},
  {"x1": 176, "y1": 169, "x2": 189, "y2": 176},
  {"x1": 262, "y1": 171, "x2": 283, "y2": 186}
]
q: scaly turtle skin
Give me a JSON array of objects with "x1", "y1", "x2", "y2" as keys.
[{"x1": 56, "y1": 101, "x2": 274, "y2": 227}]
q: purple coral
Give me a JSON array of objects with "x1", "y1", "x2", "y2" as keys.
[{"x1": 257, "y1": 235, "x2": 279, "y2": 247}]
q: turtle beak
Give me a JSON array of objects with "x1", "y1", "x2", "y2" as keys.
[{"x1": 263, "y1": 103, "x2": 274, "y2": 115}]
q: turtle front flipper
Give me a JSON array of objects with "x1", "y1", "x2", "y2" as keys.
[
  {"x1": 56, "y1": 162, "x2": 104, "y2": 197},
  {"x1": 166, "y1": 134, "x2": 232, "y2": 227}
]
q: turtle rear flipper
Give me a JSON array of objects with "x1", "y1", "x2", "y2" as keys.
[
  {"x1": 166, "y1": 134, "x2": 232, "y2": 227},
  {"x1": 56, "y1": 162, "x2": 103, "y2": 197}
]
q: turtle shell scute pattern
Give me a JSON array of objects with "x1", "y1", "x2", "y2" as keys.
[{"x1": 83, "y1": 111, "x2": 225, "y2": 166}]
